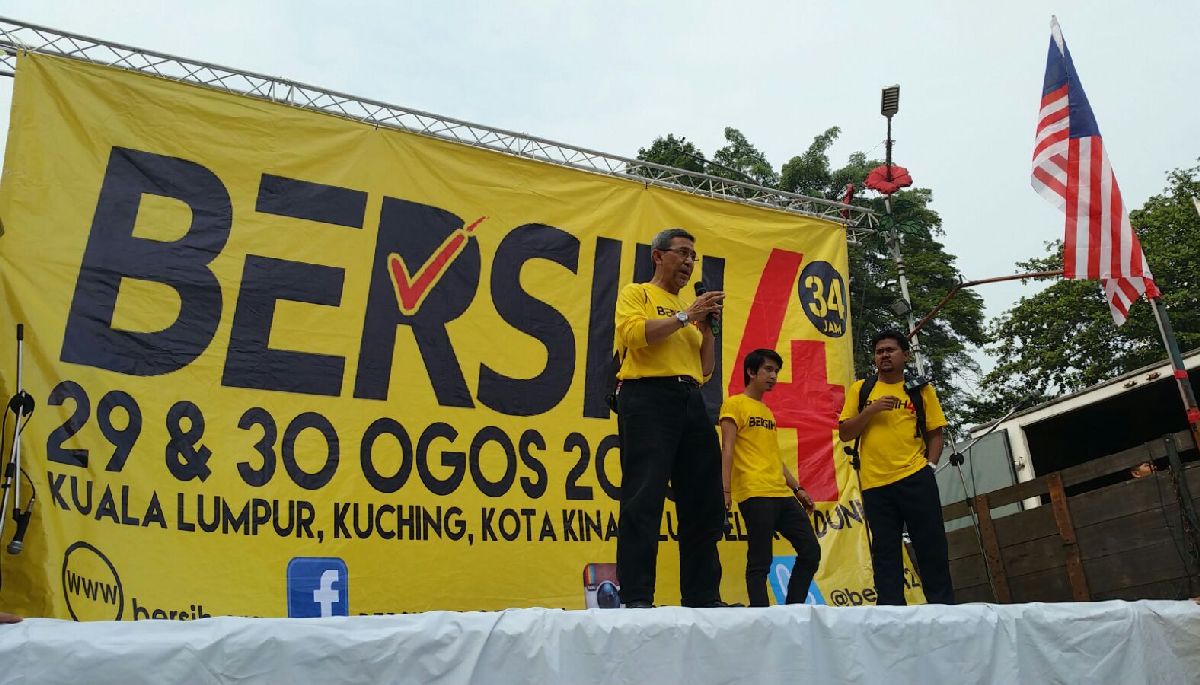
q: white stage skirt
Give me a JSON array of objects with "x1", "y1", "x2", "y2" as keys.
[{"x1": 0, "y1": 600, "x2": 1196, "y2": 684}]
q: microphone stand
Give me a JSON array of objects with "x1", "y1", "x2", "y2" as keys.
[
  {"x1": 934, "y1": 394, "x2": 1035, "y2": 475},
  {"x1": 934, "y1": 393, "x2": 1037, "y2": 602},
  {"x1": 1, "y1": 325, "x2": 34, "y2": 555}
]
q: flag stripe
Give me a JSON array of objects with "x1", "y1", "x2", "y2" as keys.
[
  {"x1": 1064, "y1": 138, "x2": 1080, "y2": 277},
  {"x1": 1033, "y1": 167, "x2": 1068, "y2": 199},
  {"x1": 1088, "y1": 139, "x2": 1103, "y2": 278}
]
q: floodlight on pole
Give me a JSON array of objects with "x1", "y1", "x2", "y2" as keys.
[
  {"x1": 881, "y1": 85, "x2": 900, "y2": 177},
  {"x1": 881, "y1": 85, "x2": 900, "y2": 118}
]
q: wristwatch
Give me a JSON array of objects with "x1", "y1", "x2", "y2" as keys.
[
  {"x1": 674, "y1": 311, "x2": 689, "y2": 326},
  {"x1": 791, "y1": 486, "x2": 802, "y2": 494}
]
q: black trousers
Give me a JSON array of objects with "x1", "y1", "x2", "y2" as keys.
[
  {"x1": 616, "y1": 378, "x2": 724, "y2": 606},
  {"x1": 739, "y1": 496, "x2": 821, "y2": 607},
  {"x1": 861, "y1": 466, "x2": 955, "y2": 605}
]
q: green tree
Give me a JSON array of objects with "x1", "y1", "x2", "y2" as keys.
[
  {"x1": 711, "y1": 127, "x2": 779, "y2": 187},
  {"x1": 634, "y1": 134, "x2": 707, "y2": 185},
  {"x1": 969, "y1": 161, "x2": 1200, "y2": 422},
  {"x1": 780, "y1": 126, "x2": 841, "y2": 197}
]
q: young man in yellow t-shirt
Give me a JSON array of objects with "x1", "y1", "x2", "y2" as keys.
[
  {"x1": 838, "y1": 329, "x2": 954, "y2": 605},
  {"x1": 720, "y1": 349, "x2": 821, "y2": 606}
]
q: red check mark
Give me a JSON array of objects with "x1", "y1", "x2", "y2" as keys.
[{"x1": 388, "y1": 215, "x2": 486, "y2": 316}]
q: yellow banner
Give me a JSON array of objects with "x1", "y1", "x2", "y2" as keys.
[{"x1": 0, "y1": 53, "x2": 918, "y2": 619}]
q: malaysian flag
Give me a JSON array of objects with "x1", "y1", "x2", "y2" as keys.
[{"x1": 1031, "y1": 16, "x2": 1159, "y2": 325}]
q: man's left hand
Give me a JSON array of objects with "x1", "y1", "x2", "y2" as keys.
[
  {"x1": 696, "y1": 312, "x2": 720, "y2": 335},
  {"x1": 794, "y1": 487, "x2": 814, "y2": 513}
]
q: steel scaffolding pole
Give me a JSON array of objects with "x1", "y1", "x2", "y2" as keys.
[{"x1": 0, "y1": 16, "x2": 875, "y2": 239}]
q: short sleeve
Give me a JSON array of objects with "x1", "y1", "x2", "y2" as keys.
[
  {"x1": 839, "y1": 380, "x2": 863, "y2": 422},
  {"x1": 921, "y1": 384, "x2": 948, "y2": 431},
  {"x1": 718, "y1": 397, "x2": 743, "y2": 428},
  {"x1": 614, "y1": 284, "x2": 650, "y2": 350}
]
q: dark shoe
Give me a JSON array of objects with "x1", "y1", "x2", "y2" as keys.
[
  {"x1": 693, "y1": 601, "x2": 744, "y2": 608},
  {"x1": 624, "y1": 600, "x2": 655, "y2": 608}
]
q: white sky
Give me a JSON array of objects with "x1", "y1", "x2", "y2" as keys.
[{"x1": 1, "y1": 1, "x2": 1197, "y2": 382}]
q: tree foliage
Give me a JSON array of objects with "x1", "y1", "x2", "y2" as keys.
[
  {"x1": 968, "y1": 161, "x2": 1200, "y2": 422},
  {"x1": 635, "y1": 126, "x2": 987, "y2": 426},
  {"x1": 780, "y1": 126, "x2": 840, "y2": 197},
  {"x1": 711, "y1": 127, "x2": 779, "y2": 187},
  {"x1": 634, "y1": 134, "x2": 706, "y2": 184}
]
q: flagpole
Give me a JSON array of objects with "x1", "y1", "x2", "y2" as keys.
[{"x1": 1149, "y1": 296, "x2": 1200, "y2": 454}]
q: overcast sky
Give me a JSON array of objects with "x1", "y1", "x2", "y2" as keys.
[{"x1": 1, "y1": 1, "x2": 1197, "y2": 386}]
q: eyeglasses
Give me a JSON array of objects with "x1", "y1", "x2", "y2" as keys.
[{"x1": 663, "y1": 247, "x2": 699, "y2": 262}]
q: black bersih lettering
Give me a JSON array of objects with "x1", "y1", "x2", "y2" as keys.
[
  {"x1": 477, "y1": 225, "x2": 579, "y2": 416},
  {"x1": 62, "y1": 147, "x2": 231, "y2": 375},
  {"x1": 221, "y1": 173, "x2": 366, "y2": 395},
  {"x1": 222, "y1": 255, "x2": 347, "y2": 396},
  {"x1": 747, "y1": 416, "x2": 777, "y2": 430},
  {"x1": 582, "y1": 237, "x2": 622, "y2": 419},
  {"x1": 255, "y1": 174, "x2": 367, "y2": 229},
  {"x1": 354, "y1": 197, "x2": 480, "y2": 406},
  {"x1": 698, "y1": 257, "x2": 725, "y2": 419}
]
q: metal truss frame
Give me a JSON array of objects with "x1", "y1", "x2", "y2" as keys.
[{"x1": 0, "y1": 16, "x2": 875, "y2": 239}]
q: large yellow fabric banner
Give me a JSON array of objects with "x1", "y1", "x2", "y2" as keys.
[{"x1": 0, "y1": 53, "x2": 920, "y2": 620}]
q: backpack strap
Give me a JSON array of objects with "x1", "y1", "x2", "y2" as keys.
[
  {"x1": 857, "y1": 376, "x2": 877, "y2": 413},
  {"x1": 905, "y1": 379, "x2": 927, "y2": 440},
  {"x1": 847, "y1": 377, "x2": 875, "y2": 473}
]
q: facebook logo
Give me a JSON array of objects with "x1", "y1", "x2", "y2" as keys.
[
  {"x1": 286, "y1": 557, "x2": 349, "y2": 617},
  {"x1": 768, "y1": 555, "x2": 825, "y2": 605}
]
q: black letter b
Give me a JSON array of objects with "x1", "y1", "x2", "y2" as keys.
[{"x1": 61, "y1": 148, "x2": 231, "y2": 375}]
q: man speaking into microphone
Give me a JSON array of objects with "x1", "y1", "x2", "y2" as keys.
[{"x1": 612, "y1": 227, "x2": 731, "y2": 608}]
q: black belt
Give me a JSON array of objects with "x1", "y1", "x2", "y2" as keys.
[{"x1": 622, "y1": 375, "x2": 701, "y2": 388}]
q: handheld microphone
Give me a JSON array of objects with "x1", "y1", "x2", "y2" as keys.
[
  {"x1": 8, "y1": 495, "x2": 33, "y2": 554},
  {"x1": 692, "y1": 282, "x2": 721, "y2": 337}
]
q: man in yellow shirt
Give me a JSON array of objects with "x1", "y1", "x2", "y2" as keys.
[
  {"x1": 838, "y1": 329, "x2": 954, "y2": 605},
  {"x1": 720, "y1": 349, "x2": 821, "y2": 607},
  {"x1": 613, "y1": 227, "x2": 729, "y2": 608}
]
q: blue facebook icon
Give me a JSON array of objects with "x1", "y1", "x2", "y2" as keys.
[{"x1": 287, "y1": 557, "x2": 349, "y2": 617}]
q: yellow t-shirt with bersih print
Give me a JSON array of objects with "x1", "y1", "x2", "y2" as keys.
[
  {"x1": 614, "y1": 282, "x2": 708, "y2": 384},
  {"x1": 719, "y1": 394, "x2": 793, "y2": 503},
  {"x1": 839, "y1": 378, "x2": 947, "y2": 490}
]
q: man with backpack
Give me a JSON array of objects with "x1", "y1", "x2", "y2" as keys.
[{"x1": 837, "y1": 329, "x2": 955, "y2": 605}]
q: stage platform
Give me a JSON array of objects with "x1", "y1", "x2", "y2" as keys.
[{"x1": 0, "y1": 600, "x2": 1196, "y2": 684}]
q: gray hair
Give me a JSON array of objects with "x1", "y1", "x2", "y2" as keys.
[{"x1": 651, "y1": 227, "x2": 695, "y2": 251}]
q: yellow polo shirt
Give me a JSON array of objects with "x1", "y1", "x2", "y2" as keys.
[{"x1": 614, "y1": 282, "x2": 708, "y2": 383}]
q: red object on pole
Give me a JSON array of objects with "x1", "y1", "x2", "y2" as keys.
[
  {"x1": 865, "y1": 164, "x2": 913, "y2": 195},
  {"x1": 838, "y1": 183, "x2": 855, "y2": 219}
]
